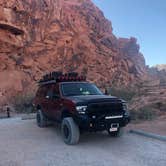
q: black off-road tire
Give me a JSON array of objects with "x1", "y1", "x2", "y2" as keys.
[
  {"x1": 36, "y1": 109, "x2": 48, "y2": 128},
  {"x1": 61, "y1": 117, "x2": 80, "y2": 145},
  {"x1": 107, "y1": 127, "x2": 124, "y2": 137}
]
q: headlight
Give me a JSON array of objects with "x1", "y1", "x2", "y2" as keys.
[
  {"x1": 122, "y1": 103, "x2": 128, "y2": 110},
  {"x1": 76, "y1": 106, "x2": 87, "y2": 114},
  {"x1": 122, "y1": 103, "x2": 130, "y2": 116},
  {"x1": 124, "y1": 110, "x2": 130, "y2": 116}
]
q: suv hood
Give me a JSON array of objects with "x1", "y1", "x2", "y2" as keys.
[{"x1": 66, "y1": 95, "x2": 124, "y2": 105}]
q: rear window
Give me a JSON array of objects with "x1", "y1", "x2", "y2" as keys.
[{"x1": 36, "y1": 86, "x2": 48, "y2": 97}]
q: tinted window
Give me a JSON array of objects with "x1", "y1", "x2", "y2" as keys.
[
  {"x1": 46, "y1": 89, "x2": 53, "y2": 98},
  {"x1": 61, "y1": 83, "x2": 103, "y2": 96},
  {"x1": 36, "y1": 86, "x2": 47, "y2": 97},
  {"x1": 53, "y1": 84, "x2": 60, "y2": 95}
]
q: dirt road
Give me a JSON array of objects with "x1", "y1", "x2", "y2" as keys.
[{"x1": 0, "y1": 118, "x2": 165, "y2": 166}]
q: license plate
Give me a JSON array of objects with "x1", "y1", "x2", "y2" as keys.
[
  {"x1": 109, "y1": 128, "x2": 118, "y2": 132},
  {"x1": 109, "y1": 123, "x2": 119, "y2": 132}
]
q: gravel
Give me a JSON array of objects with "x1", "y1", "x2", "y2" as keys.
[{"x1": 0, "y1": 118, "x2": 166, "y2": 166}]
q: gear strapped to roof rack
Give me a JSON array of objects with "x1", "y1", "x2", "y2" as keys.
[{"x1": 38, "y1": 71, "x2": 86, "y2": 85}]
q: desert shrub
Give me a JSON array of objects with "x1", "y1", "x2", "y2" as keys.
[
  {"x1": 12, "y1": 92, "x2": 35, "y2": 113},
  {"x1": 153, "y1": 102, "x2": 166, "y2": 112},
  {"x1": 155, "y1": 102, "x2": 163, "y2": 109},
  {"x1": 130, "y1": 106, "x2": 156, "y2": 121},
  {"x1": 109, "y1": 87, "x2": 136, "y2": 101}
]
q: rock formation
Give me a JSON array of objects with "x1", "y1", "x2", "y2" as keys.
[
  {"x1": 153, "y1": 64, "x2": 166, "y2": 71},
  {"x1": 0, "y1": 0, "x2": 147, "y2": 106},
  {"x1": 129, "y1": 65, "x2": 166, "y2": 114}
]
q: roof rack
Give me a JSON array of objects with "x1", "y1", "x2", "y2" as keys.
[{"x1": 38, "y1": 71, "x2": 86, "y2": 85}]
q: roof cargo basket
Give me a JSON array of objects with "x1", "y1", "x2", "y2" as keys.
[{"x1": 38, "y1": 71, "x2": 86, "y2": 85}]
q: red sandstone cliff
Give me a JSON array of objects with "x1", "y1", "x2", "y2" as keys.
[{"x1": 0, "y1": 0, "x2": 147, "y2": 106}]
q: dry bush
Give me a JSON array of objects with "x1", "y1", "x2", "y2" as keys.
[
  {"x1": 12, "y1": 92, "x2": 35, "y2": 113},
  {"x1": 130, "y1": 106, "x2": 157, "y2": 121},
  {"x1": 109, "y1": 87, "x2": 136, "y2": 101}
]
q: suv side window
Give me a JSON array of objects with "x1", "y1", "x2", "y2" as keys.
[
  {"x1": 36, "y1": 86, "x2": 47, "y2": 98},
  {"x1": 46, "y1": 90, "x2": 53, "y2": 98},
  {"x1": 53, "y1": 84, "x2": 60, "y2": 96},
  {"x1": 46, "y1": 84, "x2": 60, "y2": 99},
  {"x1": 46, "y1": 86, "x2": 54, "y2": 99}
]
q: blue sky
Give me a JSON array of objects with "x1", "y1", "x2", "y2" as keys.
[{"x1": 92, "y1": 0, "x2": 166, "y2": 66}]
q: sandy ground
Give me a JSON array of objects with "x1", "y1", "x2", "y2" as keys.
[
  {"x1": 127, "y1": 115, "x2": 166, "y2": 136},
  {"x1": 1, "y1": 111, "x2": 166, "y2": 136},
  {"x1": 0, "y1": 118, "x2": 165, "y2": 166}
]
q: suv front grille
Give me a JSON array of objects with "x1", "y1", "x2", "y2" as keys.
[{"x1": 87, "y1": 102, "x2": 123, "y2": 118}]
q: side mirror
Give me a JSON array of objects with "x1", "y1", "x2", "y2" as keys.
[{"x1": 105, "y1": 89, "x2": 109, "y2": 95}]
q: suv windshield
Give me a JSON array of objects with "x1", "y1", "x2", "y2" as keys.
[{"x1": 61, "y1": 82, "x2": 103, "y2": 96}]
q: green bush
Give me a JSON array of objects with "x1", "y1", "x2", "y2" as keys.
[
  {"x1": 130, "y1": 106, "x2": 156, "y2": 121},
  {"x1": 12, "y1": 92, "x2": 35, "y2": 113}
]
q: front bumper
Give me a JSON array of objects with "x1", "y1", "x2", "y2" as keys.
[{"x1": 74, "y1": 114, "x2": 130, "y2": 131}]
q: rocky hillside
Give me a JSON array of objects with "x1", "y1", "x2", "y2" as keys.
[
  {"x1": 128, "y1": 65, "x2": 166, "y2": 117},
  {"x1": 0, "y1": 0, "x2": 147, "y2": 106},
  {"x1": 153, "y1": 64, "x2": 166, "y2": 71}
]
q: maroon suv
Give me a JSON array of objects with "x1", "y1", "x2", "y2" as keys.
[{"x1": 33, "y1": 72, "x2": 130, "y2": 145}]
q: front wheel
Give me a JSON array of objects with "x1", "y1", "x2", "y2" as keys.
[
  {"x1": 61, "y1": 117, "x2": 80, "y2": 145},
  {"x1": 107, "y1": 127, "x2": 124, "y2": 137}
]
